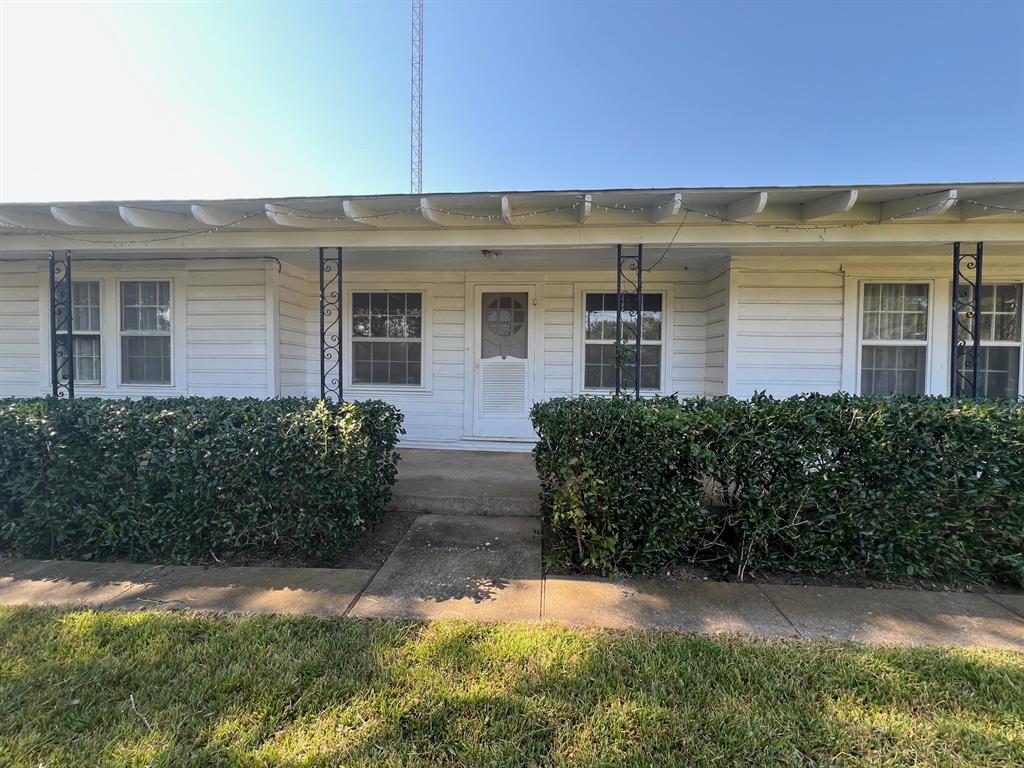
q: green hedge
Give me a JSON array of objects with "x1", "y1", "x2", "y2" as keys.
[
  {"x1": 0, "y1": 397, "x2": 404, "y2": 563},
  {"x1": 532, "y1": 394, "x2": 1024, "y2": 585}
]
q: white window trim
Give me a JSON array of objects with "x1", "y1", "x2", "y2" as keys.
[
  {"x1": 855, "y1": 280, "x2": 934, "y2": 396},
  {"x1": 38, "y1": 269, "x2": 187, "y2": 397},
  {"x1": 342, "y1": 285, "x2": 433, "y2": 394},
  {"x1": 70, "y1": 279, "x2": 104, "y2": 387},
  {"x1": 117, "y1": 278, "x2": 175, "y2": 387},
  {"x1": 957, "y1": 282, "x2": 1024, "y2": 398},
  {"x1": 572, "y1": 283, "x2": 674, "y2": 396}
]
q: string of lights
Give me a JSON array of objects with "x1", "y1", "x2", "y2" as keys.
[{"x1": 0, "y1": 197, "x2": 1019, "y2": 248}]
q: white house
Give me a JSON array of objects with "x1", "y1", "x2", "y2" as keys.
[{"x1": 1, "y1": 183, "x2": 1022, "y2": 449}]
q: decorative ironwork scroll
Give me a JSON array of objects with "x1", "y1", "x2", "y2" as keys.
[
  {"x1": 319, "y1": 246, "x2": 343, "y2": 402},
  {"x1": 951, "y1": 241, "x2": 984, "y2": 398},
  {"x1": 615, "y1": 244, "x2": 644, "y2": 397},
  {"x1": 48, "y1": 250, "x2": 75, "y2": 398}
]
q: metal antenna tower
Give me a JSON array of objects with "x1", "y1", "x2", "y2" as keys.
[{"x1": 410, "y1": 0, "x2": 424, "y2": 194}]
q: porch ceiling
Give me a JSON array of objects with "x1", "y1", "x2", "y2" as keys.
[{"x1": 2, "y1": 182, "x2": 1023, "y2": 252}]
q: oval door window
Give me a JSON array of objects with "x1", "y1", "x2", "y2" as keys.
[{"x1": 481, "y1": 292, "x2": 528, "y2": 359}]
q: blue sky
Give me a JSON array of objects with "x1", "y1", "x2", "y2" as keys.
[{"x1": 1, "y1": 0, "x2": 1022, "y2": 202}]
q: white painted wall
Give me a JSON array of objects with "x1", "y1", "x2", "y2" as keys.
[
  {"x1": 726, "y1": 252, "x2": 1024, "y2": 399},
  {"x1": 9, "y1": 250, "x2": 1021, "y2": 445},
  {"x1": 267, "y1": 267, "x2": 710, "y2": 445},
  {"x1": 729, "y1": 262, "x2": 845, "y2": 398},
  {"x1": 703, "y1": 267, "x2": 730, "y2": 395},
  {"x1": 0, "y1": 257, "x2": 272, "y2": 399},
  {"x1": 185, "y1": 263, "x2": 270, "y2": 398},
  {"x1": 0, "y1": 261, "x2": 41, "y2": 396},
  {"x1": 277, "y1": 261, "x2": 313, "y2": 397}
]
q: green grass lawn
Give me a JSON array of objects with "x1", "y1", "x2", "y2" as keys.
[{"x1": 1, "y1": 607, "x2": 1021, "y2": 767}]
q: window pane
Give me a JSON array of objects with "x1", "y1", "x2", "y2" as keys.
[
  {"x1": 981, "y1": 347, "x2": 1020, "y2": 399},
  {"x1": 957, "y1": 284, "x2": 1021, "y2": 343},
  {"x1": 861, "y1": 344, "x2": 925, "y2": 396},
  {"x1": 960, "y1": 347, "x2": 1021, "y2": 400},
  {"x1": 354, "y1": 292, "x2": 422, "y2": 341},
  {"x1": 583, "y1": 343, "x2": 616, "y2": 389},
  {"x1": 863, "y1": 284, "x2": 928, "y2": 342},
  {"x1": 585, "y1": 309, "x2": 615, "y2": 340},
  {"x1": 862, "y1": 312, "x2": 879, "y2": 340},
  {"x1": 73, "y1": 335, "x2": 101, "y2": 384},
  {"x1": 122, "y1": 306, "x2": 140, "y2": 331},
  {"x1": 585, "y1": 293, "x2": 662, "y2": 343},
  {"x1": 72, "y1": 282, "x2": 100, "y2": 332},
  {"x1": 121, "y1": 281, "x2": 171, "y2": 333},
  {"x1": 639, "y1": 344, "x2": 661, "y2": 390},
  {"x1": 352, "y1": 339, "x2": 421, "y2": 385},
  {"x1": 121, "y1": 336, "x2": 171, "y2": 384}
]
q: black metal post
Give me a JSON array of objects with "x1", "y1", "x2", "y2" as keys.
[
  {"x1": 634, "y1": 244, "x2": 643, "y2": 398},
  {"x1": 319, "y1": 246, "x2": 343, "y2": 402},
  {"x1": 951, "y1": 241, "x2": 984, "y2": 398},
  {"x1": 615, "y1": 244, "x2": 622, "y2": 395},
  {"x1": 614, "y1": 244, "x2": 643, "y2": 397},
  {"x1": 48, "y1": 250, "x2": 74, "y2": 398}
]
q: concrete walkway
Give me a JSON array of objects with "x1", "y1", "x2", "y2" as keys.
[
  {"x1": 386, "y1": 449, "x2": 540, "y2": 516},
  {"x1": 3, "y1": 514, "x2": 1023, "y2": 651}
]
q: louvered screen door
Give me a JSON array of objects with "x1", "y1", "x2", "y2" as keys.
[{"x1": 475, "y1": 291, "x2": 535, "y2": 438}]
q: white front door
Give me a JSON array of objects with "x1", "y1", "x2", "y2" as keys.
[{"x1": 473, "y1": 288, "x2": 535, "y2": 438}]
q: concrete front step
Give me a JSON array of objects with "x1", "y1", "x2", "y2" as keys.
[
  {"x1": 387, "y1": 448, "x2": 541, "y2": 517},
  {"x1": 387, "y1": 493, "x2": 539, "y2": 516}
]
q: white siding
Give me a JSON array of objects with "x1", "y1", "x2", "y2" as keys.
[
  {"x1": 704, "y1": 269, "x2": 730, "y2": 395},
  {"x1": 673, "y1": 276, "x2": 706, "y2": 396},
  {"x1": 730, "y1": 266, "x2": 845, "y2": 398},
  {"x1": 277, "y1": 262, "x2": 313, "y2": 397},
  {"x1": 288, "y1": 273, "x2": 468, "y2": 445},
  {"x1": 396, "y1": 278, "x2": 466, "y2": 444},
  {"x1": 542, "y1": 281, "x2": 574, "y2": 398},
  {"x1": 0, "y1": 258, "x2": 274, "y2": 399},
  {"x1": 185, "y1": 264, "x2": 269, "y2": 397},
  {"x1": 0, "y1": 263, "x2": 41, "y2": 396}
]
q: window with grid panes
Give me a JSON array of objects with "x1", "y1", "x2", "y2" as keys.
[
  {"x1": 860, "y1": 283, "x2": 928, "y2": 396},
  {"x1": 583, "y1": 292, "x2": 662, "y2": 390},
  {"x1": 71, "y1": 281, "x2": 101, "y2": 384},
  {"x1": 352, "y1": 292, "x2": 422, "y2": 385},
  {"x1": 956, "y1": 284, "x2": 1022, "y2": 399},
  {"x1": 120, "y1": 280, "x2": 171, "y2": 385}
]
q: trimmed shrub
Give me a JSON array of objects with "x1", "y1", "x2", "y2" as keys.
[
  {"x1": 0, "y1": 397, "x2": 404, "y2": 563},
  {"x1": 532, "y1": 394, "x2": 1024, "y2": 585}
]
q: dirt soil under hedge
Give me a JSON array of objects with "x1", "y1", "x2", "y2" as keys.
[
  {"x1": 0, "y1": 511, "x2": 418, "y2": 574},
  {"x1": 540, "y1": 521, "x2": 1024, "y2": 595},
  {"x1": 216, "y1": 511, "x2": 418, "y2": 571}
]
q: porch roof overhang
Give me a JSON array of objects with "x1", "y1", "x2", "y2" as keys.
[{"x1": 2, "y1": 182, "x2": 1024, "y2": 253}]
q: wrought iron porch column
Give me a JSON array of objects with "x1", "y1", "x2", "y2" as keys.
[
  {"x1": 319, "y1": 246, "x2": 343, "y2": 402},
  {"x1": 614, "y1": 244, "x2": 643, "y2": 397},
  {"x1": 48, "y1": 250, "x2": 74, "y2": 398},
  {"x1": 951, "y1": 241, "x2": 984, "y2": 398}
]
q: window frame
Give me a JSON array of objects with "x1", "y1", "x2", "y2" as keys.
[
  {"x1": 343, "y1": 286, "x2": 432, "y2": 393},
  {"x1": 38, "y1": 270, "x2": 186, "y2": 396},
  {"x1": 956, "y1": 282, "x2": 1023, "y2": 399},
  {"x1": 856, "y1": 280, "x2": 933, "y2": 397},
  {"x1": 573, "y1": 285, "x2": 672, "y2": 395},
  {"x1": 70, "y1": 280, "x2": 103, "y2": 386},
  {"x1": 117, "y1": 278, "x2": 174, "y2": 387}
]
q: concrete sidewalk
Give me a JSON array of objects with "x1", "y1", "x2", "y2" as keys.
[{"x1": 2, "y1": 514, "x2": 1022, "y2": 651}]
